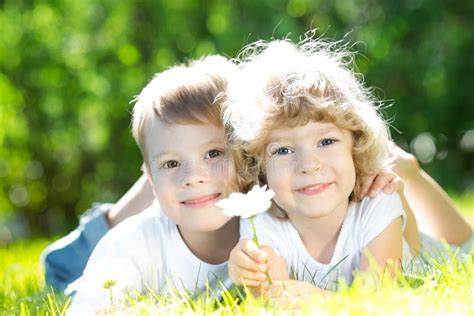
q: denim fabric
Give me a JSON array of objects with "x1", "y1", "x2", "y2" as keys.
[{"x1": 40, "y1": 203, "x2": 113, "y2": 292}]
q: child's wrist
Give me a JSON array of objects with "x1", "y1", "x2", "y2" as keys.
[
  {"x1": 401, "y1": 167, "x2": 424, "y2": 183},
  {"x1": 393, "y1": 158, "x2": 422, "y2": 182}
]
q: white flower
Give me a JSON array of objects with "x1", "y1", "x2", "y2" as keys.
[{"x1": 216, "y1": 185, "x2": 275, "y2": 218}]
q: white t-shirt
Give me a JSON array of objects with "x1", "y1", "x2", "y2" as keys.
[
  {"x1": 240, "y1": 192, "x2": 411, "y2": 291},
  {"x1": 67, "y1": 207, "x2": 232, "y2": 316}
]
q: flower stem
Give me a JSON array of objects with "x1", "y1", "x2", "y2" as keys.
[
  {"x1": 103, "y1": 279, "x2": 116, "y2": 304},
  {"x1": 249, "y1": 215, "x2": 272, "y2": 285},
  {"x1": 109, "y1": 288, "x2": 113, "y2": 304},
  {"x1": 249, "y1": 215, "x2": 261, "y2": 248}
]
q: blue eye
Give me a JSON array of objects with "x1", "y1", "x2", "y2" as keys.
[
  {"x1": 162, "y1": 160, "x2": 179, "y2": 169},
  {"x1": 274, "y1": 147, "x2": 292, "y2": 155},
  {"x1": 320, "y1": 139, "x2": 336, "y2": 146},
  {"x1": 206, "y1": 149, "x2": 224, "y2": 159}
]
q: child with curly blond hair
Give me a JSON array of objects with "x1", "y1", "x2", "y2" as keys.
[{"x1": 224, "y1": 36, "x2": 472, "y2": 294}]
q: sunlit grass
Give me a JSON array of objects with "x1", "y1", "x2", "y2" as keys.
[
  {"x1": 0, "y1": 240, "x2": 70, "y2": 315},
  {"x1": 1, "y1": 193, "x2": 472, "y2": 315},
  {"x1": 452, "y1": 189, "x2": 474, "y2": 226}
]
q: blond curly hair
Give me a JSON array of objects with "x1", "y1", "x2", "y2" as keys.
[{"x1": 224, "y1": 35, "x2": 392, "y2": 217}]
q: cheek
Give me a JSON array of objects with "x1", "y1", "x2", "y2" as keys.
[
  {"x1": 209, "y1": 158, "x2": 233, "y2": 184},
  {"x1": 345, "y1": 152, "x2": 356, "y2": 174},
  {"x1": 338, "y1": 154, "x2": 357, "y2": 187},
  {"x1": 265, "y1": 160, "x2": 291, "y2": 191},
  {"x1": 152, "y1": 174, "x2": 174, "y2": 202}
]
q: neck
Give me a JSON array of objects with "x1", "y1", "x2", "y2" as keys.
[
  {"x1": 289, "y1": 200, "x2": 349, "y2": 263},
  {"x1": 178, "y1": 217, "x2": 240, "y2": 264}
]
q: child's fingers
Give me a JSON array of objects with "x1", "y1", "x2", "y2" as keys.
[
  {"x1": 233, "y1": 239, "x2": 264, "y2": 262},
  {"x1": 367, "y1": 176, "x2": 385, "y2": 197},
  {"x1": 260, "y1": 245, "x2": 277, "y2": 262},
  {"x1": 228, "y1": 265, "x2": 266, "y2": 286},
  {"x1": 358, "y1": 175, "x2": 376, "y2": 200},
  {"x1": 385, "y1": 176, "x2": 404, "y2": 194},
  {"x1": 382, "y1": 181, "x2": 396, "y2": 194},
  {"x1": 233, "y1": 247, "x2": 267, "y2": 272},
  {"x1": 242, "y1": 240, "x2": 268, "y2": 263},
  {"x1": 238, "y1": 269, "x2": 266, "y2": 283},
  {"x1": 367, "y1": 171, "x2": 397, "y2": 197},
  {"x1": 239, "y1": 278, "x2": 264, "y2": 288}
]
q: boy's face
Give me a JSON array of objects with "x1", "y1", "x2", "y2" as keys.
[
  {"x1": 264, "y1": 121, "x2": 356, "y2": 223},
  {"x1": 145, "y1": 119, "x2": 235, "y2": 233}
]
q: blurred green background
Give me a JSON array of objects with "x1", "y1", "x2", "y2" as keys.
[{"x1": 1, "y1": 0, "x2": 473, "y2": 242}]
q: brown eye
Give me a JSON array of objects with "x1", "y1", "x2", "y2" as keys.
[{"x1": 163, "y1": 160, "x2": 179, "y2": 169}]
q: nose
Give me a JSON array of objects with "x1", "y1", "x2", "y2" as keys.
[
  {"x1": 297, "y1": 150, "x2": 321, "y2": 175},
  {"x1": 179, "y1": 161, "x2": 209, "y2": 187}
]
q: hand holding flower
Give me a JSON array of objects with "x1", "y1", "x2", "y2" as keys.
[
  {"x1": 228, "y1": 239, "x2": 288, "y2": 289},
  {"x1": 216, "y1": 185, "x2": 276, "y2": 284},
  {"x1": 216, "y1": 184, "x2": 274, "y2": 249}
]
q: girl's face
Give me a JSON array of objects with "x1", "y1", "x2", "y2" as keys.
[{"x1": 264, "y1": 121, "x2": 356, "y2": 222}]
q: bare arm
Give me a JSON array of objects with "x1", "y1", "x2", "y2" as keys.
[
  {"x1": 398, "y1": 189, "x2": 421, "y2": 255},
  {"x1": 106, "y1": 174, "x2": 155, "y2": 227},
  {"x1": 392, "y1": 145, "x2": 472, "y2": 245},
  {"x1": 360, "y1": 217, "x2": 404, "y2": 277}
]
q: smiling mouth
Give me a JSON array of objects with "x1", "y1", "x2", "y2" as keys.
[
  {"x1": 296, "y1": 183, "x2": 330, "y2": 195},
  {"x1": 181, "y1": 193, "x2": 221, "y2": 207}
]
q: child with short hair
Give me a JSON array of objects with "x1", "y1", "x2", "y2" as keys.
[
  {"x1": 224, "y1": 37, "x2": 472, "y2": 293},
  {"x1": 67, "y1": 55, "x2": 242, "y2": 315}
]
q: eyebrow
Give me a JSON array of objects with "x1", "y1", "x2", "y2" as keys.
[
  {"x1": 268, "y1": 125, "x2": 340, "y2": 143},
  {"x1": 151, "y1": 137, "x2": 225, "y2": 162}
]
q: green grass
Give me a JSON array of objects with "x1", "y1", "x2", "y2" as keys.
[
  {"x1": 1, "y1": 194, "x2": 473, "y2": 315},
  {"x1": 0, "y1": 240, "x2": 70, "y2": 315},
  {"x1": 452, "y1": 189, "x2": 474, "y2": 226}
]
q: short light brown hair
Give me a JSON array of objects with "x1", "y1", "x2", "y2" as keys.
[
  {"x1": 224, "y1": 36, "x2": 392, "y2": 217},
  {"x1": 131, "y1": 55, "x2": 236, "y2": 170}
]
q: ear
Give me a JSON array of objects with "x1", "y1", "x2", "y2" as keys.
[{"x1": 141, "y1": 162, "x2": 153, "y2": 184}]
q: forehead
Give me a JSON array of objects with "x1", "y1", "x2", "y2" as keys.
[
  {"x1": 267, "y1": 121, "x2": 348, "y2": 142},
  {"x1": 146, "y1": 119, "x2": 225, "y2": 158}
]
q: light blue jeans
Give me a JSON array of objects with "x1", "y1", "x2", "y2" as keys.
[{"x1": 40, "y1": 203, "x2": 112, "y2": 292}]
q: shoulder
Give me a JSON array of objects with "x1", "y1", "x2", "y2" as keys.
[
  {"x1": 361, "y1": 191, "x2": 402, "y2": 208},
  {"x1": 109, "y1": 208, "x2": 166, "y2": 240},
  {"x1": 349, "y1": 192, "x2": 405, "y2": 247},
  {"x1": 354, "y1": 192, "x2": 403, "y2": 221},
  {"x1": 91, "y1": 207, "x2": 170, "y2": 258}
]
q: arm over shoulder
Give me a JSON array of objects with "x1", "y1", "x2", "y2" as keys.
[
  {"x1": 357, "y1": 192, "x2": 406, "y2": 248},
  {"x1": 357, "y1": 193, "x2": 405, "y2": 275}
]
